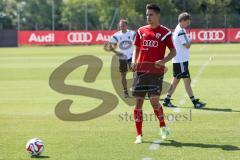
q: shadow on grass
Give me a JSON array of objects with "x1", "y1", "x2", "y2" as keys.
[
  {"x1": 198, "y1": 107, "x2": 240, "y2": 112},
  {"x1": 143, "y1": 140, "x2": 240, "y2": 151},
  {"x1": 171, "y1": 106, "x2": 240, "y2": 113},
  {"x1": 31, "y1": 155, "x2": 50, "y2": 159}
]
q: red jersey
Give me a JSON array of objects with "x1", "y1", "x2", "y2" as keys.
[{"x1": 134, "y1": 25, "x2": 175, "y2": 63}]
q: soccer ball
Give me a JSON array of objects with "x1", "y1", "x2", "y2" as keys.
[{"x1": 25, "y1": 138, "x2": 44, "y2": 156}]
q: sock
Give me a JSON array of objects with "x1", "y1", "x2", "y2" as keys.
[
  {"x1": 190, "y1": 96, "x2": 196, "y2": 104},
  {"x1": 165, "y1": 95, "x2": 171, "y2": 102},
  {"x1": 134, "y1": 108, "x2": 143, "y2": 136},
  {"x1": 153, "y1": 105, "x2": 166, "y2": 127}
]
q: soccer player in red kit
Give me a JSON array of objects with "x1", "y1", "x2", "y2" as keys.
[{"x1": 132, "y1": 4, "x2": 176, "y2": 144}]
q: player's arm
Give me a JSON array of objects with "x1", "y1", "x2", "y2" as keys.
[
  {"x1": 108, "y1": 35, "x2": 118, "y2": 52},
  {"x1": 162, "y1": 48, "x2": 176, "y2": 63},
  {"x1": 179, "y1": 30, "x2": 191, "y2": 49},
  {"x1": 155, "y1": 33, "x2": 176, "y2": 67},
  {"x1": 104, "y1": 42, "x2": 122, "y2": 56},
  {"x1": 131, "y1": 30, "x2": 141, "y2": 71},
  {"x1": 110, "y1": 44, "x2": 120, "y2": 55},
  {"x1": 110, "y1": 43, "x2": 117, "y2": 49},
  {"x1": 132, "y1": 47, "x2": 140, "y2": 62},
  {"x1": 106, "y1": 35, "x2": 123, "y2": 56},
  {"x1": 184, "y1": 42, "x2": 191, "y2": 49},
  {"x1": 110, "y1": 45, "x2": 126, "y2": 57},
  {"x1": 131, "y1": 46, "x2": 140, "y2": 71},
  {"x1": 155, "y1": 48, "x2": 176, "y2": 67}
]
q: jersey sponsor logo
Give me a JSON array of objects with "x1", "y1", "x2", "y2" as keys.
[
  {"x1": 119, "y1": 40, "x2": 133, "y2": 50},
  {"x1": 67, "y1": 32, "x2": 93, "y2": 43},
  {"x1": 143, "y1": 40, "x2": 158, "y2": 47},
  {"x1": 198, "y1": 31, "x2": 225, "y2": 41}
]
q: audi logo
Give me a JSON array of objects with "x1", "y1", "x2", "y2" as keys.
[
  {"x1": 198, "y1": 31, "x2": 225, "y2": 41},
  {"x1": 143, "y1": 40, "x2": 158, "y2": 47},
  {"x1": 67, "y1": 32, "x2": 93, "y2": 43}
]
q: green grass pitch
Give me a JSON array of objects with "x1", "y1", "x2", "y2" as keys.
[{"x1": 0, "y1": 44, "x2": 239, "y2": 160}]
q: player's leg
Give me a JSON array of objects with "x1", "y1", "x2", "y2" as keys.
[
  {"x1": 119, "y1": 59, "x2": 129, "y2": 98},
  {"x1": 133, "y1": 97, "x2": 144, "y2": 144},
  {"x1": 149, "y1": 95, "x2": 169, "y2": 140},
  {"x1": 127, "y1": 58, "x2": 132, "y2": 70},
  {"x1": 163, "y1": 77, "x2": 180, "y2": 107},
  {"x1": 132, "y1": 72, "x2": 147, "y2": 144},
  {"x1": 148, "y1": 74, "x2": 169, "y2": 139},
  {"x1": 182, "y1": 61, "x2": 206, "y2": 108},
  {"x1": 167, "y1": 77, "x2": 180, "y2": 95},
  {"x1": 120, "y1": 72, "x2": 129, "y2": 98},
  {"x1": 183, "y1": 77, "x2": 206, "y2": 108},
  {"x1": 183, "y1": 77, "x2": 193, "y2": 97},
  {"x1": 163, "y1": 62, "x2": 181, "y2": 107},
  {"x1": 150, "y1": 96, "x2": 166, "y2": 127}
]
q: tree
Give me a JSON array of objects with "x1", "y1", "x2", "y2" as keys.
[
  {"x1": 0, "y1": 0, "x2": 18, "y2": 29},
  {"x1": 60, "y1": 0, "x2": 101, "y2": 30}
]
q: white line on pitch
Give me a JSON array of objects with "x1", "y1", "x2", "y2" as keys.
[
  {"x1": 142, "y1": 157, "x2": 152, "y2": 160},
  {"x1": 198, "y1": 44, "x2": 208, "y2": 51},
  {"x1": 148, "y1": 139, "x2": 161, "y2": 150}
]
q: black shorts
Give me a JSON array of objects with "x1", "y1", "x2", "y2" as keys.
[
  {"x1": 119, "y1": 58, "x2": 132, "y2": 72},
  {"x1": 132, "y1": 72, "x2": 163, "y2": 98},
  {"x1": 173, "y1": 61, "x2": 190, "y2": 79}
]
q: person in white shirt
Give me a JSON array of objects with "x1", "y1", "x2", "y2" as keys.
[
  {"x1": 107, "y1": 19, "x2": 136, "y2": 98},
  {"x1": 163, "y1": 12, "x2": 206, "y2": 108}
]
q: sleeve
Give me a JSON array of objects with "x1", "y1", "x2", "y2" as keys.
[
  {"x1": 109, "y1": 34, "x2": 118, "y2": 44},
  {"x1": 161, "y1": 30, "x2": 175, "y2": 49},
  {"x1": 134, "y1": 30, "x2": 141, "y2": 47},
  {"x1": 165, "y1": 34, "x2": 175, "y2": 49},
  {"x1": 178, "y1": 29, "x2": 190, "y2": 45}
]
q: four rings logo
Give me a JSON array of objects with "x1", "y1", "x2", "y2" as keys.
[
  {"x1": 68, "y1": 32, "x2": 93, "y2": 43},
  {"x1": 198, "y1": 30, "x2": 225, "y2": 41},
  {"x1": 143, "y1": 40, "x2": 158, "y2": 47}
]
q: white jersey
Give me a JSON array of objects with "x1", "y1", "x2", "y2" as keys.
[
  {"x1": 172, "y1": 24, "x2": 191, "y2": 63},
  {"x1": 109, "y1": 29, "x2": 136, "y2": 60}
]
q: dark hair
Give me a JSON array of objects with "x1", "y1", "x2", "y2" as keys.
[
  {"x1": 178, "y1": 12, "x2": 192, "y2": 22},
  {"x1": 119, "y1": 19, "x2": 128, "y2": 25},
  {"x1": 146, "y1": 3, "x2": 160, "y2": 14}
]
